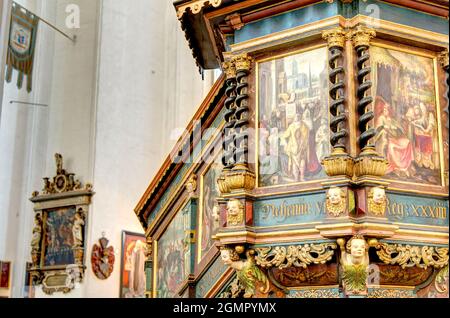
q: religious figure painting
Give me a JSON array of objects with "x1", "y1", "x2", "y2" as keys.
[
  {"x1": 258, "y1": 46, "x2": 330, "y2": 187},
  {"x1": 157, "y1": 206, "x2": 190, "y2": 298},
  {"x1": 371, "y1": 46, "x2": 442, "y2": 185},
  {"x1": 198, "y1": 156, "x2": 222, "y2": 263},
  {"x1": 120, "y1": 231, "x2": 146, "y2": 298},
  {"x1": 43, "y1": 207, "x2": 76, "y2": 266},
  {"x1": 0, "y1": 261, "x2": 11, "y2": 288}
]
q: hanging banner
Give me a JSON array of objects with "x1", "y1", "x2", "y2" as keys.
[{"x1": 5, "y1": 3, "x2": 39, "y2": 92}]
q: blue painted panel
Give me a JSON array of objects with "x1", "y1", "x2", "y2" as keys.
[
  {"x1": 234, "y1": 2, "x2": 338, "y2": 43},
  {"x1": 386, "y1": 193, "x2": 449, "y2": 226},
  {"x1": 254, "y1": 192, "x2": 327, "y2": 227},
  {"x1": 195, "y1": 256, "x2": 228, "y2": 298},
  {"x1": 360, "y1": 0, "x2": 448, "y2": 35}
]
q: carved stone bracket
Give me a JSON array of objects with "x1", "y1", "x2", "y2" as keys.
[
  {"x1": 255, "y1": 243, "x2": 337, "y2": 269},
  {"x1": 375, "y1": 243, "x2": 449, "y2": 269}
]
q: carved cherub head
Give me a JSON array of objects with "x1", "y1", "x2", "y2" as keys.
[
  {"x1": 226, "y1": 199, "x2": 244, "y2": 226},
  {"x1": 326, "y1": 187, "x2": 346, "y2": 217},
  {"x1": 220, "y1": 246, "x2": 240, "y2": 266},
  {"x1": 371, "y1": 187, "x2": 386, "y2": 205},
  {"x1": 368, "y1": 187, "x2": 387, "y2": 216}
]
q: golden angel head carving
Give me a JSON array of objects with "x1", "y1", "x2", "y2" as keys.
[
  {"x1": 326, "y1": 187, "x2": 347, "y2": 217},
  {"x1": 368, "y1": 186, "x2": 387, "y2": 216},
  {"x1": 226, "y1": 199, "x2": 244, "y2": 227}
]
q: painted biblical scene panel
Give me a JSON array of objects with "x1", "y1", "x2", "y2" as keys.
[
  {"x1": 157, "y1": 204, "x2": 191, "y2": 298},
  {"x1": 43, "y1": 206, "x2": 76, "y2": 266},
  {"x1": 371, "y1": 46, "x2": 441, "y2": 185},
  {"x1": 258, "y1": 46, "x2": 330, "y2": 187},
  {"x1": 198, "y1": 156, "x2": 222, "y2": 263},
  {"x1": 120, "y1": 231, "x2": 146, "y2": 298}
]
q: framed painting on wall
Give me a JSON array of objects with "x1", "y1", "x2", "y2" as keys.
[
  {"x1": 0, "y1": 261, "x2": 11, "y2": 289},
  {"x1": 371, "y1": 43, "x2": 444, "y2": 187},
  {"x1": 120, "y1": 231, "x2": 147, "y2": 298},
  {"x1": 256, "y1": 45, "x2": 330, "y2": 188}
]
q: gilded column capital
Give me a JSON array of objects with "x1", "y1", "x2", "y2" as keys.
[
  {"x1": 347, "y1": 25, "x2": 376, "y2": 48},
  {"x1": 222, "y1": 60, "x2": 236, "y2": 79},
  {"x1": 438, "y1": 49, "x2": 449, "y2": 68},
  {"x1": 322, "y1": 27, "x2": 347, "y2": 48},
  {"x1": 233, "y1": 54, "x2": 253, "y2": 71}
]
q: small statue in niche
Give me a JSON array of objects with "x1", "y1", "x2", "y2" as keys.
[
  {"x1": 212, "y1": 205, "x2": 220, "y2": 228},
  {"x1": 226, "y1": 199, "x2": 244, "y2": 227},
  {"x1": 31, "y1": 214, "x2": 42, "y2": 252},
  {"x1": 337, "y1": 235, "x2": 378, "y2": 296},
  {"x1": 368, "y1": 187, "x2": 387, "y2": 216},
  {"x1": 220, "y1": 246, "x2": 270, "y2": 298},
  {"x1": 72, "y1": 210, "x2": 85, "y2": 248},
  {"x1": 326, "y1": 187, "x2": 346, "y2": 217}
]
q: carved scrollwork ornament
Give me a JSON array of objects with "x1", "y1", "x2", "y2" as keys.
[
  {"x1": 255, "y1": 243, "x2": 337, "y2": 269},
  {"x1": 375, "y1": 243, "x2": 449, "y2": 269}
]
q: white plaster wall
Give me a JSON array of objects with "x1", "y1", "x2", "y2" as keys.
[{"x1": 0, "y1": 0, "x2": 215, "y2": 298}]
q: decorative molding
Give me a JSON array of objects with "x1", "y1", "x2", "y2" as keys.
[
  {"x1": 288, "y1": 288, "x2": 340, "y2": 298},
  {"x1": 255, "y1": 243, "x2": 337, "y2": 269},
  {"x1": 375, "y1": 243, "x2": 449, "y2": 269},
  {"x1": 176, "y1": 0, "x2": 222, "y2": 19},
  {"x1": 367, "y1": 288, "x2": 414, "y2": 298}
]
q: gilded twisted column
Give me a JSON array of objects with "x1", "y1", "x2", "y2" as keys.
[
  {"x1": 218, "y1": 60, "x2": 237, "y2": 194},
  {"x1": 224, "y1": 54, "x2": 255, "y2": 192},
  {"x1": 321, "y1": 27, "x2": 353, "y2": 178},
  {"x1": 348, "y1": 26, "x2": 388, "y2": 178}
]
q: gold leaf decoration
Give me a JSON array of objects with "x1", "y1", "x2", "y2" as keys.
[
  {"x1": 376, "y1": 243, "x2": 449, "y2": 269},
  {"x1": 255, "y1": 243, "x2": 337, "y2": 269}
]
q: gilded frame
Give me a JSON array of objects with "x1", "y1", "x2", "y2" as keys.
[{"x1": 119, "y1": 230, "x2": 146, "y2": 298}]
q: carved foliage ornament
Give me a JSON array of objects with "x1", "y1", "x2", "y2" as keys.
[
  {"x1": 376, "y1": 243, "x2": 449, "y2": 269},
  {"x1": 347, "y1": 25, "x2": 376, "y2": 48},
  {"x1": 288, "y1": 289, "x2": 340, "y2": 298},
  {"x1": 255, "y1": 243, "x2": 337, "y2": 270},
  {"x1": 438, "y1": 50, "x2": 449, "y2": 68},
  {"x1": 322, "y1": 27, "x2": 346, "y2": 48}
]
